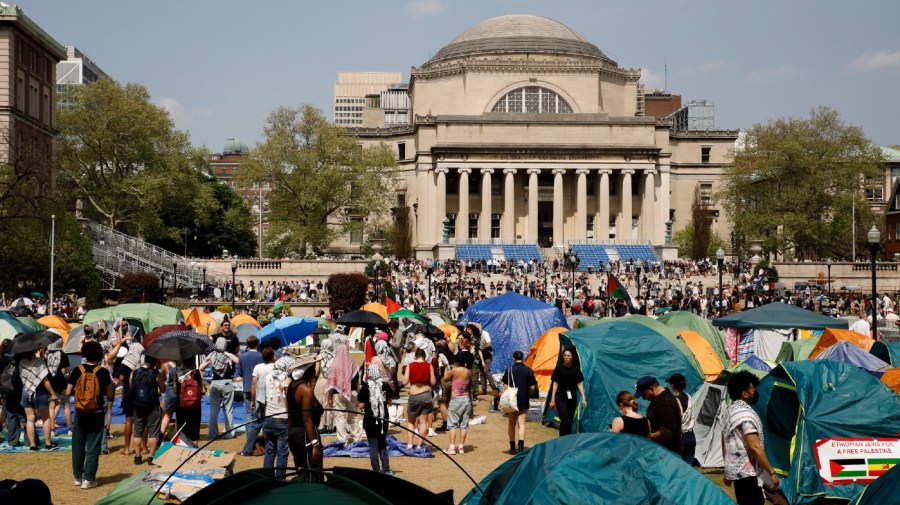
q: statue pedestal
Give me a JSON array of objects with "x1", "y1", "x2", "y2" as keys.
[
  {"x1": 432, "y1": 243, "x2": 456, "y2": 261},
  {"x1": 655, "y1": 245, "x2": 679, "y2": 262}
]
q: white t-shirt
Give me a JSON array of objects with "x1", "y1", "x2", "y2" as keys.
[
  {"x1": 252, "y1": 362, "x2": 274, "y2": 406},
  {"x1": 849, "y1": 318, "x2": 871, "y2": 337},
  {"x1": 264, "y1": 373, "x2": 288, "y2": 419},
  {"x1": 480, "y1": 330, "x2": 491, "y2": 346}
]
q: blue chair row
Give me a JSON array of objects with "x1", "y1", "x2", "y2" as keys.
[
  {"x1": 502, "y1": 244, "x2": 542, "y2": 262},
  {"x1": 571, "y1": 244, "x2": 610, "y2": 270}
]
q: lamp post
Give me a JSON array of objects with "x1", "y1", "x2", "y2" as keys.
[
  {"x1": 427, "y1": 267, "x2": 433, "y2": 306},
  {"x1": 231, "y1": 255, "x2": 238, "y2": 314},
  {"x1": 826, "y1": 258, "x2": 832, "y2": 301},
  {"x1": 716, "y1": 248, "x2": 725, "y2": 317},
  {"x1": 173, "y1": 263, "x2": 178, "y2": 298},
  {"x1": 371, "y1": 238, "x2": 384, "y2": 303},
  {"x1": 49, "y1": 214, "x2": 55, "y2": 315},
  {"x1": 868, "y1": 226, "x2": 881, "y2": 340}
]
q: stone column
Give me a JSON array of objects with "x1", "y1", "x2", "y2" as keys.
[
  {"x1": 458, "y1": 168, "x2": 471, "y2": 241},
  {"x1": 435, "y1": 168, "x2": 448, "y2": 241},
  {"x1": 575, "y1": 169, "x2": 589, "y2": 241},
  {"x1": 659, "y1": 165, "x2": 671, "y2": 244},
  {"x1": 503, "y1": 168, "x2": 516, "y2": 240},
  {"x1": 527, "y1": 169, "x2": 540, "y2": 241},
  {"x1": 480, "y1": 169, "x2": 494, "y2": 239},
  {"x1": 642, "y1": 169, "x2": 657, "y2": 241},
  {"x1": 553, "y1": 169, "x2": 565, "y2": 246},
  {"x1": 597, "y1": 169, "x2": 611, "y2": 241},
  {"x1": 416, "y1": 166, "x2": 429, "y2": 244},
  {"x1": 619, "y1": 169, "x2": 634, "y2": 239}
]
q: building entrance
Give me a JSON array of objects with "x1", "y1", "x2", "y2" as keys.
[{"x1": 538, "y1": 202, "x2": 553, "y2": 247}]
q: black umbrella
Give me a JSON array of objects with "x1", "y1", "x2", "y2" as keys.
[
  {"x1": 409, "y1": 323, "x2": 444, "y2": 338},
  {"x1": 10, "y1": 330, "x2": 60, "y2": 354},
  {"x1": 145, "y1": 330, "x2": 213, "y2": 361},
  {"x1": 335, "y1": 310, "x2": 389, "y2": 328}
]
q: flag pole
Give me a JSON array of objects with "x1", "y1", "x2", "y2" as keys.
[{"x1": 50, "y1": 214, "x2": 56, "y2": 315}]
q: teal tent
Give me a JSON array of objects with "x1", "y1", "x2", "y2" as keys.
[
  {"x1": 713, "y1": 302, "x2": 848, "y2": 330},
  {"x1": 776, "y1": 335, "x2": 821, "y2": 363},
  {"x1": 754, "y1": 361, "x2": 900, "y2": 504},
  {"x1": 0, "y1": 311, "x2": 31, "y2": 341},
  {"x1": 871, "y1": 341, "x2": 900, "y2": 365},
  {"x1": 461, "y1": 432, "x2": 734, "y2": 505},
  {"x1": 854, "y1": 462, "x2": 900, "y2": 505},
  {"x1": 545, "y1": 321, "x2": 704, "y2": 433},
  {"x1": 658, "y1": 310, "x2": 729, "y2": 367},
  {"x1": 84, "y1": 303, "x2": 181, "y2": 334}
]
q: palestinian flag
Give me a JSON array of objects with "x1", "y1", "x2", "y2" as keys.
[
  {"x1": 386, "y1": 297, "x2": 402, "y2": 314},
  {"x1": 830, "y1": 459, "x2": 868, "y2": 478},
  {"x1": 868, "y1": 458, "x2": 900, "y2": 477},
  {"x1": 608, "y1": 274, "x2": 638, "y2": 309}
]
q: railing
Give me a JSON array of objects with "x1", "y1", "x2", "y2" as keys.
[
  {"x1": 851, "y1": 263, "x2": 898, "y2": 272},
  {"x1": 451, "y1": 238, "x2": 539, "y2": 245}
]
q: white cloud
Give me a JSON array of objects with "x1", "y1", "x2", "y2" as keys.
[
  {"x1": 850, "y1": 49, "x2": 900, "y2": 71},
  {"x1": 698, "y1": 58, "x2": 730, "y2": 72},
  {"x1": 156, "y1": 97, "x2": 211, "y2": 131},
  {"x1": 640, "y1": 68, "x2": 664, "y2": 89},
  {"x1": 407, "y1": 0, "x2": 447, "y2": 17},
  {"x1": 743, "y1": 64, "x2": 802, "y2": 84}
]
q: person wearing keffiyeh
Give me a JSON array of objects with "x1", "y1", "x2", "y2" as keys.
[
  {"x1": 263, "y1": 356, "x2": 295, "y2": 479},
  {"x1": 314, "y1": 337, "x2": 335, "y2": 433},
  {"x1": 47, "y1": 339, "x2": 72, "y2": 435},
  {"x1": 18, "y1": 348, "x2": 59, "y2": 451},
  {"x1": 358, "y1": 363, "x2": 393, "y2": 475},
  {"x1": 200, "y1": 337, "x2": 239, "y2": 440},
  {"x1": 326, "y1": 337, "x2": 362, "y2": 443}
]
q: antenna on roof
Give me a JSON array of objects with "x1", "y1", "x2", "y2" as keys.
[{"x1": 664, "y1": 58, "x2": 668, "y2": 92}]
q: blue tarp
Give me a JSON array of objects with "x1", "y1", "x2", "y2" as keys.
[
  {"x1": 815, "y1": 340, "x2": 890, "y2": 377},
  {"x1": 744, "y1": 354, "x2": 773, "y2": 372},
  {"x1": 457, "y1": 292, "x2": 568, "y2": 373},
  {"x1": 461, "y1": 432, "x2": 734, "y2": 505},
  {"x1": 323, "y1": 435, "x2": 433, "y2": 458}
]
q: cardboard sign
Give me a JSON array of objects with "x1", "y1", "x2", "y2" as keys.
[
  {"x1": 814, "y1": 437, "x2": 900, "y2": 485},
  {"x1": 152, "y1": 443, "x2": 235, "y2": 475}
]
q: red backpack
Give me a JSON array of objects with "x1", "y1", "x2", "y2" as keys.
[{"x1": 178, "y1": 371, "x2": 201, "y2": 409}]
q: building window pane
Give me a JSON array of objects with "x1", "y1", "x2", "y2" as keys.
[
  {"x1": 349, "y1": 217, "x2": 363, "y2": 244},
  {"x1": 491, "y1": 86, "x2": 572, "y2": 114},
  {"x1": 524, "y1": 87, "x2": 540, "y2": 113},
  {"x1": 447, "y1": 214, "x2": 456, "y2": 238},
  {"x1": 469, "y1": 213, "x2": 478, "y2": 239},
  {"x1": 700, "y1": 183, "x2": 713, "y2": 205},
  {"x1": 701, "y1": 146, "x2": 711, "y2": 163},
  {"x1": 491, "y1": 214, "x2": 501, "y2": 239}
]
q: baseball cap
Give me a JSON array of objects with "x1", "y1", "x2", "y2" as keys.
[{"x1": 635, "y1": 376, "x2": 657, "y2": 396}]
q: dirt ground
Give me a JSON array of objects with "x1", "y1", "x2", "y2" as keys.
[{"x1": 0, "y1": 394, "x2": 735, "y2": 504}]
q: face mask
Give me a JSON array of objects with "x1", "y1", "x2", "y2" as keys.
[{"x1": 747, "y1": 391, "x2": 760, "y2": 405}]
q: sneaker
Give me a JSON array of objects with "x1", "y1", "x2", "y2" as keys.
[
  {"x1": 383, "y1": 470, "x2": 397, "y2": 476},
  {"x1": 406, "y1": 443, "x2": 413, "y2": 451},
  {"x1": 134, "y1": 455, "x2": 143, "y2": 465},
  {"x1": 29, "y1": 446, "x2": 38, "y2": 452},
  {"x1": 73, "y1": 478, "x2": 83, "y2": 487},
  {"x1": 81, "y1": 480, "x2": 98, "y2": 490},
  {"x1": 44, "y1": 442, "x2": 60, "y2": 451},
  {"x1": 445, "y1": 446, "x2": 457, "y2": 455},
  {"x1": 100, "y1": 449, "x2": 110, "y2": 455},
  {"x1": 457, "y1": 445, "x2": 465, "y2": 454},
  {"x1": 427, "y1": 428, "x2": 436, "y2": 437}
]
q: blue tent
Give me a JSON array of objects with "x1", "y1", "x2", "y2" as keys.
[
  {"x1": 871, "y1": 341, "x2": 900, "y2": 366},
  {"x1": 457, "y1": 292, "x2": 567, "y2": 372},
  {"x1": 815, "y1": 340, "x2": 890, "y2": 377},
  {"x1": 854, "y1": 461, "x2": 900, "y2": 505},
  {"x1": 544, "y1": 321, "x2": 704, "y2": 434},
  {"x1": 461, "y1": 432, "x2": 734, "y2": 505}
]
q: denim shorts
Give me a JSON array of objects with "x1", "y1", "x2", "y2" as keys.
[
  {"x1": 20, "y1": 387, "x2": 50, "y2": 410},
  {"x1": 447, "y1": 396, "x2": 471, "y2": 430}
]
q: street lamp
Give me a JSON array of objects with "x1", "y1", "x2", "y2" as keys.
[
  {"x1": 635, "y1": 265, "x2": 643, "y2": 311},
  {"x1": 173, "y1": 263, "x2": 178, "y2": 298},
  {"x1": 371, "y1": 239, "x2": 384, "y2": 303},
  {"x1": 826, "y1": 258, "x2": 832, "y2": 301},
  {"x1": 231, "y1": 255, "x2": 238, "y2": 314},
  {"x1": 716, "y1": 248, "x2": 725, "y2": 316},
  {"x1": 868, "y1": 226, "x2": 881, "y2": 340},
  {"x1": 565, "y1": 249, "x2": 579, "y2": 312}
]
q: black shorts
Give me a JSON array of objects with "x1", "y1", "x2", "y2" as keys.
[
  {"x1": 121, "y1": 396, "x2": 134, "y2": 417},
  {"x1": 407, "y1": 391, "x2": 434, "y2": 418},
  {"x1": 133, "y1": 406, "x2": 162, "y2": 439}
]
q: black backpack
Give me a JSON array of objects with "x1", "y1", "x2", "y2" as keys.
[
  {"x1": 0, "y1": 359, "x2": 20, "y2": 396},
  {"x1": 131, "y1": 367, "x2": 159, "y2": 408}
]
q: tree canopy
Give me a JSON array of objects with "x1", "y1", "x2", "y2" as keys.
[
  {"x1": 720, "y1": 106, "x2": 884, "y2": 260},
  {"x1": 239, "y1": 104, "x2": 398, "y2": 257}
]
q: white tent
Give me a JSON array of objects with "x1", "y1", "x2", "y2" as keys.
[{"x1": 692, "y1": 381, "x2": 729, "y2": 468}]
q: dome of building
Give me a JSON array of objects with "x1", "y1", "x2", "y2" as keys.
[
  {"x1": 223, "y1": 138, "x2": 250, "y2": 155},
  {"x1": 427, "y1": 15, "x2": 608, "y2": 64}
]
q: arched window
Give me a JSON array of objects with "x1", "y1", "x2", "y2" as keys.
[{"x1": 490, "y1": 86, "x2": 573, "y2": 113}]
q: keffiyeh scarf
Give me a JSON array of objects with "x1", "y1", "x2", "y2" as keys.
[
  {"x1": 19, "y1": 355, "x2": 49, "y2": 395},
  {"x1": 366, "y1": 363, "x2": 386, "y2": 427},
  {"x1": 46, "y1": 339, "x2": 63, "y2": 376},
  {"x1": 375, "y1": 339, "x2": 396, "y2": 370},
  {"x1": 317, "y1": 338, "x2": 335, "y2": 378}
]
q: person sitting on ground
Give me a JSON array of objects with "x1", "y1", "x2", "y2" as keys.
[{"x1": 610, "y1": 391, "x2": 649, "y2": 437}]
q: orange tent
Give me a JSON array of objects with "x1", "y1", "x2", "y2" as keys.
[
  {"x1": 808, "y1": 328, "x2": 875, "y2": 359},
  {"x1": 181, "y1": 308, "x2": 218, "y2": 336},
  {"x1": 439, "y1": 323, "x2": 460, "y2": 342},
  {"x1": 231, "y1": 313, "x2": 261, "y2": 328},
  {"x1": 678, "y1": 330, "x2": 725, "y2": 381},
  {"x1": 882, "y1": 368, "x2": 900, "y2": 395},
  {"x1": 37, "y1": 315, "x2": 71, "y2": 343},
  {"x1": 525, "y1": 326, "x2": 567, "y2": 392},
  {"x1": 360, "y1": 302, "x2": 389, "y2": 322}
]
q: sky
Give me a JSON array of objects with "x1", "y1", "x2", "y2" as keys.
[{"x1": 22, "y1": 0, "x2": 900, "y2": 151}]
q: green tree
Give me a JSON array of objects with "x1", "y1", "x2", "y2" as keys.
[
  {"x1": 689, "y1": 185, "x2": 712, "y2": 260},
  {"x1": 672, "y1": 223, "x2": 727, "y2": 260},
  {"x1": 720, "y1": 106, "x2": 883, "y2": 260},
  {"x1": 240, "y1": 104, "x2": 398, "y2": 256}
]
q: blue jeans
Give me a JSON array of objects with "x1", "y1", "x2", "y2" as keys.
[
  {"x1": 241, "y1": 401, "x2": 264, "y2": 455},
  {"x1": 5, "y1": 393, "x2": 25, "y2": 446},
  {"x1": 263, "y1": 417, "x2": 289, "y2": 479},
  {"x1": 208, "y1": 380, "x2": 235, "y2": 439}
]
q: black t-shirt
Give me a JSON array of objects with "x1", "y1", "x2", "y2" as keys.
[
  {"x1": 550, "y1": 364, "x2": 584, "y2": 399},
  {"x1": 50, "y1": 352, "x2": 70, "y2": 390},
  {"x1": 213, "y1": 332, "x2": 241, "y2": 355},
  {"x1": 357, "y1": 381, "x2": 389, "y2": 435},
  {"x1": 647, "y1": 389, "x2": 682, "y2": 454},
  {"x1": 67, "y1": 363, "x2": 113, "y2": 411}
]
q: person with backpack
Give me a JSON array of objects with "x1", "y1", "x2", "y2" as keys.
[
  {"x1": 175, "y1": 362, "x2": 203, "y2": 442},
  {"x1": 19, "y1": 346, "x2": 60, "y2": 451},
  {"x1": 67, "y1": 341, "x2": 113, "y2": 490},
  {"x1": 1, "y1": 340, "x2": 26, "y2": 448},
  {"x1": 200, "y1": 337, "x2": 239, "y2": 440},
  {"x1": 130, "y1": 355, "x2": 164, "y2": 465}
]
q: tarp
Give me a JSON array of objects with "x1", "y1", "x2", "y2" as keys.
[
  {"x1": 713, "y1": 302, "x2": 849, "y2": 330},
  {"x1": 457, "y1": 292, "x2": 568, "y2": 373},
  {"x1": 323, "y1": 435, "x2": 433, "y2": 458},
  {"x1": 881, "y1": 367, "x2": 900, "y2": 395},
  {"x1": 658, "y1": 310, "x2": 730, "y2": 366},
  {"x1": 460, "y1": 432, "x2": 734, "y2": 505},
  {"x1": 84, "y1": 303, "x2": 181, "y2": 334},
  {"x1": 524, "y1": 326, "x2": 567, "y2": 392},
  {"x1": 95, "y1": 470, "x2": 166, "y2": 505},
  {"x1": 678, "y1": 330, "x2": 725, "y2": 381},
  {"x1": 776, "y1": 335, "x2": 821, "y2": 363},
  {"x1": 815, "y1": 341, "x2": 890, "y2": 377},
  {"x1": 754, "y1": 361, "x2": 900, "y2": 504},
  {"x1": 545, "y1": 321, "x2": 704, "y2": 434},
  {"x1": 691, "y1": 381, "x2": 728, "y2": 468},
  {"x1": 808, "y1": 328, "x2": 875, "y2": 359},
  {"x1": 871, "y1": 341, "x2": 900, "y2": 366},
  {"x1": 854, "y1": 461, "x2": 900, "y2": 505}
]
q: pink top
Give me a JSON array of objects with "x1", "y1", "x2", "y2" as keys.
[{"x1": 451, "y1": 377, "x2": 470, "y2": 397}]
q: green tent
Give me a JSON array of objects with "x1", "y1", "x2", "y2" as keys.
[
  {"x1": 461, "y1": 432, "x2": 734, "y2": 505},
  {"x1": 713, "y1": 302, "x2": 849, "y2": 330},
  {"x1": 388, "y1": 308, "x2": 428, "y2": 324},
  {"x1": 0, "y1": 312, "x2": 31, "y2": 341},
  {"x1": 775, "y1": 335, "x2": 821, "y2": 363},
  {"x1": 84, "y1": 303, "x2": 181, "y2": 334},
  {"x1": 15, "y1": 316, "x2": 46, "y2": 331},
  {"x1": 755, "y1": 361, "x2": 900, "y2": 504},
  {"x1": 854, "y1": 462, "x2": 900, "y2": 505},
  {"x1": 545, "y1": 321, "x2": 704, "y2": 433},
  {"x1": 95, "y1": 470, "x2": 165, "y2": 505},
  {"x1": 871, "y1": 341, "x2": 900, "y2": 366},
  {"x1": 658, "y1": 310, "x2": 729, "y2": 366}
]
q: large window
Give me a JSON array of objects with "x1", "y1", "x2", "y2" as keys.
[{"x1": 491, "y1": 87, "x2": 573, "y2": 114}]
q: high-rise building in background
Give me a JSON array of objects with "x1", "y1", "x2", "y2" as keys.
[
  {"x1": 333, "y1": 71, "x2": 402, "y2": 126},
  {"x1": 56, "y1": 45, "x2": 108, "y2": 107},
  {"x1": 0, "y1": 3, "x2": 67, "y2": 194}
]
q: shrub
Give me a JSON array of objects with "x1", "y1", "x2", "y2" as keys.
[
  {"x1": 120, "y1": 272, "x2": 161, "y2": 303},
  {"x1": 216, "y1": 304, "x2": 234, "y2": 314},
  {"x1": 326, "y1": 273, "x2": 368, "y2": 317}
]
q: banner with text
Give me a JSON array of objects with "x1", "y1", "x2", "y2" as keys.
[{"x1": 814, "y1": 437, "x2": 900, "y2": 485}]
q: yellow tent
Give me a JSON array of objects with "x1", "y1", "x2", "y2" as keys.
[
  {"x1": 231, "y1": 313, "x2": 261, "y2": 328},
  {"x1": 37, "y1": 315, "x2": 71, "y2": 343},
  {"x1": 808, "y1": 328, "x2": 875, "y2": 359},
  {"x1": 678, "y1": 330, "x2": 725, "y2": 381},
  {"x1": 360, "y1": 302, "x2": 389, "y2": 322},
  {"x1": 525, "y1": 326, "x2": 567, "y2": 392},
  {"x1": 882, "y1": 368, "x2": 900, "y2": 395}
]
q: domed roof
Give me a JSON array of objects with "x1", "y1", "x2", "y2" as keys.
[
  {"x1": 427, "y1": 15, "x2": 607, "y2": 64},
  {"x1": 223, "y1": 138, "x2": 249, "y2": 155}
]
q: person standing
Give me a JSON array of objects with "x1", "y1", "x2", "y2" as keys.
[
  {"x1": 443, "y1": 353, "x2": 472, "y2": 455},
  {"x1": 667, "y1": 373, "x2": 696, "y2": 465},
  {"x1": 610, "y1": 391, "x2": 650, "y2": 437},
  {"x1": 46, "y1": 339, "x2": 71, "y2": 435},
  {"x1": 67, "y1": 341, "x2": 113, "y2": 490},
  {"x1": 549, "y1": 346, "x2": 587, "y2": 436},
  {"x1": 722, "y1": 371, "x2": 779, "y2": 505},
  {"x1": 326, "y1": 335, "x2": 363, "y2": 444},
  {"x1": 358, "y1": 363, "x2": 393, "y2": 474},
  {"x1": 238, "y1": 336, "x2": 263, "y2": 451},
  {"x1": 314, "y1": 337, "x2": 335, "y2": 434},
  {"x1": 174, "y1": 362, "x2": 203, "y2": 443},
  {"x1": 18, "y1": 347, "x2": 59, "y2": 451},
  {"x1": 263, "y1": 356, "x2": 294, "y2": 480},
  {"x1": 201, "y1": 337, "x2": 239, "y2": 440},
  {"x1": 635, "y1": 376, "x2": 682, "y2": 454},
  {"x1": 130, "y1": 355, "x2": 165, "y2": 465},
  {"x1": 501, "y1": 351, "x2": 537, "y2": 454},
  {"x1": 288, "y1": 354, "x2": 325, "y2": 481},
  {"x1": 401, "y1": 348, "x2": 435, "y2": 451}
]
